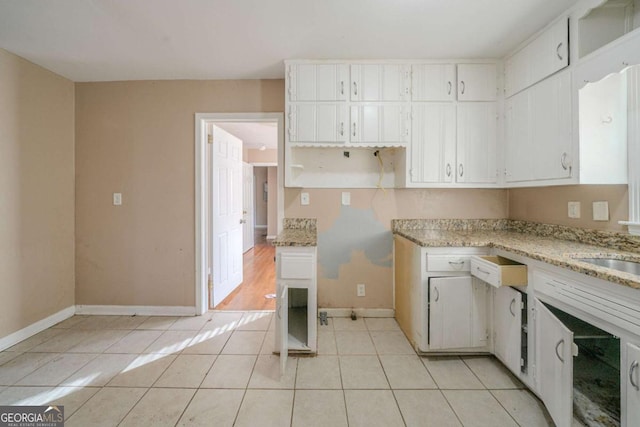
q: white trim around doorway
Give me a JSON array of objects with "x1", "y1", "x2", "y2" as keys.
[{"x1": 194, "y1": 112, "x2": 284, "y2": 315}]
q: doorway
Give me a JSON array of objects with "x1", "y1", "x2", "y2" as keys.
[{"x1": 194, "y1": 113, "x2": 284, "y2": 316}]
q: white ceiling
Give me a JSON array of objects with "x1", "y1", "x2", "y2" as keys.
[
  {"x1": 215, "y1": 122, "x2": 278, "y2": 150},
  {"x1": 0, "y1": 0, "x2": 579, "y2": 82}
]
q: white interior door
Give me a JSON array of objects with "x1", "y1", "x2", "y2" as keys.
[
  {"x1": 211, "y1": 125, "x2": 243, "y2": 307},
  {"x1": 242, "y1": 162, "x2": 254, "y2": 253}
]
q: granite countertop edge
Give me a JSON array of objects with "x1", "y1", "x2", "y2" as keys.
[{"x1": 393, "y1": 228, "x2": 640, "y2": 290}]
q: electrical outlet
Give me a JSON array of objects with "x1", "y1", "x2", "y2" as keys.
[
  {"x1": 357, "y1": 283, "x2": 366, "y2": 297},
  {"x1": 593, "y1": 201, "x2": 609, "y2": 221},
  {"x1": 342, "y1": 192, "x2": 351, "y2": 206},
  {"x1": 300, "y1": 192, "x2": 310, "y2": 206},
  {"x1": 568, "y1": 201, "x2": 580, "y2": 219},
  {"x1": 113, "y1": 193, "x2": 122, "y2": 206}
]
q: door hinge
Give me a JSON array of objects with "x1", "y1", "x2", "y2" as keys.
[
  {"x1": 207, "y1": 134, "x2": 213, "y2": 144},
  {"x1": 207, "y1": 274, "x2": 213, "y2": 292}
]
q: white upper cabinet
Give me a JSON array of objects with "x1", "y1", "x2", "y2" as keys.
[
  {"x1": 288, "y1": 63, "x2": 349, "y2": 102},
  {"x1": 411, "y1": 64, "x2": 456, "y2": 101},
  {"x1": 350, "y1": 64, "x2": 410, "y2": 101},
  {"x1": 350, "y1": 104, "x2": 409, "y2": 144},
  {"x1": 288, "y1": 104, "x2": 348, "y2": 143},
  {"x1": 457, "y1": 64, "x2": 498, "y2": 101},
  {"x1": 505, "y1": 89, "x2": 534, "y2": 183},
  {"x1": 505, "y1": 17, "x2": 569, "y2": 98},
  {"x1": 410, "y1": 104, "x2": 455, "y2": 183},
  {"x1": 456, "y1": 102, "x2": 498, "y2": 183}
]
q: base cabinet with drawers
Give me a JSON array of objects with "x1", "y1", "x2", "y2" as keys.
[
  {"x1": 394, "y1": 237, "x2": 640, "y2": 427},
  {"x1": 275, "y1": 246, "x2": 317, "y2": 375}
]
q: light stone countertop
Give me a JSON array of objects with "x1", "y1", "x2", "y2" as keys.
[
  {"x1": 272, "y1": 218, "x2": 317, "y2": 247},
  {"x1": 393, "y1": 227, "x2": 640, "y2": 290}
]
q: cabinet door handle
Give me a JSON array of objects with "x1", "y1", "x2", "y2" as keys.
[
  {"x1": 560, "y1": 152, "x2": 568, "y2": 170},
  {"x1": 460, "y1": 80, "x2": 465, "y2": 95},
  {"x1": 352, "y1": 122, "x2": 357, "y2": 137},
  {"x1": 448, "y1": 260, "x2": 464, "y2": 266},
  {"x1": 556, "y1": 42, "x2": 563, "y2": 60},
  {"x1": 341, "y1": 81, "x2": 344, "y2": 95},
  {"x1": 446, "y1": 163, "x2": 452, "y2": 177},
  {"x1": 630, "y1": 360, "x2": 639, "y2": 391},
  {"x1": 447, "y1": 81, "x2": 452, "y2": 95},
  {"x1": 475, "y1": 266, "x2": 490, "y2": 276},
  {"x1": 458, "y1": 164, "x2": 464, "y2": 177},
  {"x1": 353, "y1": 81, "x2": 358, "y2": 96},
  {"x1": 555, "y1": 339, "x2": 565, "y2": 363},
  {"x1": 509, "y1": 298, "x2": 516, "y2": 317},
  {"x1": 340, "y1": 122, "x2": 344, "y2": 136},
  {"x1": 433, "y1": 287, "x2": 439, "y2": 302}
]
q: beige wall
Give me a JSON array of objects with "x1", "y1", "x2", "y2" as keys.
[
  {"x1": 267, "y1": 167, "x2": 278, "y2": 237},
  {"x1": 509, "y1": 185, "x2": 628, "y2": 232},
  {"x1": 0, "y1": 49, "x2": 75, "y2": 337},
  {"x1": 285, "y1": 188, "x2": 508, "y2": 309},
  {"x1": 247, "y1": 148, "x2": 277, "y2": 164},
  {"x1": 254, "y1": 167, "x2": 268, "y2": 227},
  {"x1": 75, "y1": 79, "x2": 284, "y2": 306}
]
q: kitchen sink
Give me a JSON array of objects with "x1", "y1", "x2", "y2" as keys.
[{"x1": 577, "y1": 258, "x2": 640, "y2": 275}]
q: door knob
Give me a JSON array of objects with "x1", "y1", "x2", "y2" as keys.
[{"x1": 239, "y1": 219, "x2": 246, "y2": 224}]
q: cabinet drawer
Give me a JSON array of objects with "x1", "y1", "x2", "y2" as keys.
[
  {"x1": 470, "y1": 256, "x2": 527, "y2": 288},
  {"x1": 426, "y1": 255, "x2": 473, "y2": 272},
  {"x1": 280, "y1": 253, "x2": 314, "y2": 280}
]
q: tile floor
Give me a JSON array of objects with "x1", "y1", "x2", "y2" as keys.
[{"x1": 0, "y1": 312, "x2": 578, "y2": 426}]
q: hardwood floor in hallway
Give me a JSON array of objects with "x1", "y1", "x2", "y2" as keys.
[{"x1": 214, "y1": 236, "x2": 276, "y2": 311}]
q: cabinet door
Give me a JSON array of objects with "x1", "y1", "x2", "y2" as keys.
[
  {"x1": 288, "y1": 104, "x2": 347, "y2": 143},
  {"x1": 530, "y1": 71, "x2": 572, "y2": 180},
  {"x1": 288, "y1": 63, "x2": 349, "y2": 101},
  {"x1": 278, "y1": 284, "x2": 288, "y2": 376},
  {"x1": 529, "y1": 18, "x2": 569, "y2": 90},
  {"x1": 429, "y1": 276, "x2": 488, "y2": 350},
  {"x1": 412, "y1": 64, "x2": 455, "y2": 101},
  {"x1": 456, "y1": 103, "x2": 497, "y2": 184},
  {"x1": 626, "y1": 342, "x2": 640, "y2": 427},
  {"x1": 351, "y1": 64, "x2": 410, "y2": 101},
  {"x1": 457, "y1": 64, "x2": 497, "y2": 101},
  {"x1": 535, "y1": 298, "x2": 574, "y2": 427},
  {"x1": 494, "y1": 287, "x2": 522, "y2": 375},
  {"x1": 351, "y1": 105, "x2": 408, "y2": 144},
  {"x1": 410, "y1": 104, "x2": 455, "y2": 183},
  {"x1": 505, "y1": 90, "x2": 534, "y2": 182}
]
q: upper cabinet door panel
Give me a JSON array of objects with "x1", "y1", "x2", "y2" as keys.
[
  {"x1": 410, "y1": 103, "x2": 455, "y2": 183},
  {"x1": 288, "y1": 64, "x2": 349, "y2": 101},
  {"x1": 351, "y1": 64, "x2": 410, "y2": 101},
  {"x1": 505, "y1": 17, "x2": 569, "y2": 97},
  {"x1": 457, "y1": 64, "x2": 497, "y2": 101},
  {"x1": 351, "y1": 104, "x2": 408, "y2": 144},
  {"x1": 456, "y1": 103, "x2": 498, "y2": 184},
  {"x1": 412, "y1": 64, "x2": 456, "y2": 101},
  {"x1": 288, "y1": 104, "x2": 347, "y2": 143}
]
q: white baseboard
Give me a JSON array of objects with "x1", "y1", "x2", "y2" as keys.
[
  {"x1": 75, "y1": 305, "x2": 197, "y2": 316},
  {"x1": 318, "y1": 308, "x2": 395, "y2": 318},
  {"x1": 0, "y1": 306, "x2": 75, "y2": 352},
  {"x1": 266, "y1": 235, "x2": 277, "y2": 240},
  {"x1": 255, "y1": 225, "x2": 267, "y2": 229}
]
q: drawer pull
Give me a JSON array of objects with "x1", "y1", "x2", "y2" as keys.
[
  {"x1": 555, "y1": 339, "x2": 565, "y2": 363},
  {"x1": 433, "y1": 287, "x2": 440, "y2": 302},
  {"x1": 509, "y1": 298, "x2": 516, "y2": 317},
  {"x1": 631, "y1": 360, "x2": 639, "y2": 391},
  {"x1": 448, "y1": 260, "x2": 465, "y2": 265},
  {"x1": 475, "y1": 266, "x2": 491, "y2": 276}
]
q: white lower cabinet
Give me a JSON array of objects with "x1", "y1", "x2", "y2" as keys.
[
  {"x1": 493, "y1": 286, "x2": 523, "y2": 375},
  {"x1": 534, "y1": 298, "x2": 575, "y2": 427},
  {"x1": 626, "y1": 343, "x2": 640, "y2": 426},
  {"x1": 275, "y1": 246, "x2": 317, "y2": 375},
  {"x1": 429, "y1": 276, "x2": 488, "y2": 350}
]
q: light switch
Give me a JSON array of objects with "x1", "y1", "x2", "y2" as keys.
[
  {"x1": 593, "y1": 201, "x2": 609, "y2": 221},
  {"x1": 342, "y1": 192, "x2": 351, "y2": 206},
  {"x1": 568, "y1": 201, "x2": 580, "y2": 219},
  {"x1": 300, "y1": 192, "x2": 310, "y2": 206},
  {"x1": 113, "y1": 193, "x2": 122, "y2": 206}
]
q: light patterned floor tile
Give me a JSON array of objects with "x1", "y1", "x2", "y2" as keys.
[
  {"x1": 364, "y1": 317, "x2": 401, "y2": 331},
  {"x1": 29, "y1": 330, "x2": 94, "y2": 353},
  {"x1": 66, "y1": 387, "x2": 146, "y2": 427},
  {"x1": 201, "y1": 312, "x2": 244, "y2": 331},
  {"x1": 16, "y1": 353, "x2": 97, "y2": 386},
  {"x1": 292, "y1": 390, "x2": 347, "y2": 427},
  {"x1": 463, "y1": 356, "x2": 524, "y2": 389},
  {"x1": 136, "y1": 316, "x2": 179, "y2": 330},
  {"x1": 200, "y1": 355, "x2": 256, "y2": 389},
  {"x1": 221, "y1": 331, "x2": 265, "y2": 354},
  {"x1": 107, "y1": 353, "x2": 176, "y2": 387},
  {"x1": 339, "y1": 355, "x2": 388, "y2": 389},
  {"x1": 7, "y1": 329, "x2": 63, "y2": 352},
  {"x1": 237, "y1": 312, "x2": 273, "y2": 331},
  {"x1": 143, "y1": 330, "x2": 198, "y2": 354},
  {"x1": 370, "y1": 330, "x2": 415, "y2": 354},
  {"x1": 335, "y1": 331, "x2": 375, "y2": 355},
  {"x1": 333, "y1": 317, "x2": 367, "y2": 331},
  {"x1": 248, "y1": 355, "x2": 297, "y2": 389},
  {"x1": 443, "y1": 390, "x2": 518, "y2": 427},
  {"x1": 344, "y1": 390, "x2": 404, "y2": 427},
  {"x1": 422, "y1": 356, "x2": 485, "y2": 389},
  {"x1": 169, "y1": 315, "x2": 212, "y2": 331},
  {"x1": 182, "y1": 329, "x2": 232, "y2": 355},
  {"x1": 380, "y1": 355, "x2": 437, "y2": 389},
  {"x1": 491, "y1": 389, "x2": 554, "y2": 427},
  {"x1": 104, "y1": 330, "x2": 163, "y2": 354},
  {"x1": 317, "y1": 330, "x2": 337, "y2": 355},
  {"x1": 177, "y1": 389, "x2": 244, "y2": 426},
  {"x1": 106, "y1": 315, "x2": 149, "y2": 330},
  {"x1": 119, "y1": 387, "x2": 195, "y2": 427},
  {"x1": 67, "y1": 329, "x2": 129, "y2": 353},
  {"x1": 394, "y1": 389, "x2": 462, "y2": 427},
  {"x1": 295, "y1": 356, "x2": 341, "y2": 389},
  {"x1": 234, "y1": 389, "x2": 294, "y2": 427},
  {"x1": 61, "y1": 353, "x2": 137, "y2": 387},
  {"x1": 0, "y1": 353, "x2": 57, "y2": 385},
  {"x1": 154, "y1": 354, "x2": 216, "y2": 388}
]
